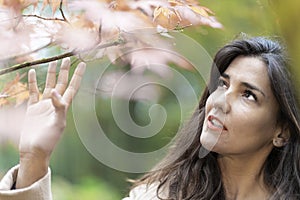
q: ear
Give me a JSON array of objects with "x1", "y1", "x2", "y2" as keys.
[{"x1": 273, "y1": 123, "x2": 290, "y2": 147}]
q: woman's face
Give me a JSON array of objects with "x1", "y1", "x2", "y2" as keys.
[{"x1": 200, "y1": 56, "x2": 281, "y2": 156}]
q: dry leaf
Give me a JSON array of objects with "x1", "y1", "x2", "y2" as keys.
[
  {"x1": 128, "y1": 0, "x2": 168, "y2": 17},
  {"x1": 0, "y1": 20, "x2": 35, "y2": 59},
  {"x1": 42, "y1": 0, "x2": 66, "y2": 13},
  {"x1": 153, "y1": 6, "x2": 181, "y2": 29},
  {"x1": 0, "y1": 0, "x2": 38, "y2": 12},
  {"x1": 190, "y1": 6, "x2": 209, "y2": 17},
  {"x1": 0, "y1": 73, "x2": 30, "y2": 107},
  {"x1": 168, "y1": 0, "x2": 183, "y2": 7},
  {"x1": 152, "y1": 1, "x2": 222, "y2": 29},
  {"x1": 191, "y1": 5, "x2": 214, "y2": 17},
  {"x1": 54, "y1": 12, "x2": 100, "y2": 51}
]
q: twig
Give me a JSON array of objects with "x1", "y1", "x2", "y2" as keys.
[
  {"x1": 59, "y1": 0, "x2": 68, "y2": 22},
  {"x1": 0, "y1": 51, "x2": 74, "y2": 76},
  {"x1": 0, "y1": 39, "x2": 125, "y2": 76},
  {"x1": 23, "y1": 0, "x2": 68, "y2": 22},
  {"x1": 22, "y1": 14, "x2": 66, "y2": 22}
]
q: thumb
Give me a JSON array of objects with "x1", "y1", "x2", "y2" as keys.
[{"x1": 50, "y1": 89, "x2": 66, "y2": 111}]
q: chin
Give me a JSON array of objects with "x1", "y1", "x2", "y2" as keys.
[
  {"x1": 200, "y1": 138, "x2": 218, "y2": 152},
  {"x1": 200, "y1": 136, "x2": 226, "y2": 155},
  {"x1": 200, "y1": 130, "x2": 221, "y2": 150}
]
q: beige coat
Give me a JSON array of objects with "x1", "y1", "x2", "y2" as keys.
[
  {"x1": 0, "y1": 166, "x2": 164, "y2": 200},
  {"x1": 0, "y1": 165, "x2": 52, "y2": 200}
]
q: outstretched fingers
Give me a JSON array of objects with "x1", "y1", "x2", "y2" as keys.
[
  {"x1": 28, "y1": 58, "x2": 86, "y2": 108},
  {"x1": 62, "y1": 62, "x2": 86, "y2": 108},
  {"x1": 42, "y1": 61, "x2": 57, "y2": 99},
  {"x1": 28, "y1": 69, "x2": 40, "y2": 105},
  {"x1": 55, "y1": 58, "x2": 70, "y2": 95}
]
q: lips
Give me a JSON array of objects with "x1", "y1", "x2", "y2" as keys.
[{"x1": 207, "y1": 115, "x2": 227, "y2": 132}]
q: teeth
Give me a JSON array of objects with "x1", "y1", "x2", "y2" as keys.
[{"x1": 211, "y1": 118, "x2": 224, "y2": 129}]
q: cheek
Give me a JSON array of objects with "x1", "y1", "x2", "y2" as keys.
[
  {"x1": 255, "y1": 114, "x2": 277, "y2": 133},
  {"x1": 205, "y1": 92, "x2": 218, "y2": 115},
  {"x1": 231, "y1": 107, "x2": 277, "y2": 137},
  {"x1": 205, "y1": 97, "x2": 212, "y2": 115}
]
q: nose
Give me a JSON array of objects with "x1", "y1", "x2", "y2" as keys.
[{"x1": 213, "y1": 89, "x2": 231, "y2": 114}]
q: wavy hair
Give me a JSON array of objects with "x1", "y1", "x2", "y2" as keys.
[{"x1": 134, "y1": 36, "x2": 300, "y2": 199}]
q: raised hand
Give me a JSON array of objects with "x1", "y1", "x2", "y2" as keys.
[{"x1": 16, "y1": 58, "x2": 86, "y2": 188}]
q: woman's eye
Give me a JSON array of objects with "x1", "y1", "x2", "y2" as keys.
[
  {"x1": 217, "y1": 78, "x2": 228, "y2": 88},
  {"x1": 243, "y1": 90, "x2": 257, "y2": 101}
]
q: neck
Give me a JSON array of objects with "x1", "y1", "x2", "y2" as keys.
[{"x1": 217, "y1": 153, "x2": 270, "y2": 200}]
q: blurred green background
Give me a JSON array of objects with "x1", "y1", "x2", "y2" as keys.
[{"x1": 1, "y1": 0, "x2": 298, "y2": 199}]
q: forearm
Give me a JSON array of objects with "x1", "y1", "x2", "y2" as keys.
[{"x1": 16, "y1": 153, "x2": 49, "y2": 189}]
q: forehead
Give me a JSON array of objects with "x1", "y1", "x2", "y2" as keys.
[
  {"x1": 224, "y1": 56, "x2": 273, "y2": 97},
  {"x1": 225, "y1": 56, "x2": 267, "y2": 82}
]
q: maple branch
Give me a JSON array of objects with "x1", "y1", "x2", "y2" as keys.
[
  {"x1": 23, "y1": 0, "x2": 68, "y2": 22},
  {"x1": 22, "y1": 14, "x2": 66, "y2": 22},
  {"x1": 0, "y1": 39, "x2": 125, "y2": 76},
  {"x1": 59, "y1": 0, "x2": 68, "y2": 22},
  {"x1": 0, "y1": 51, "x2": 74, "y2": 76}
]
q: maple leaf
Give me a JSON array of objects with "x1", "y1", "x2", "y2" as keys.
[
  {"x1": 0, "y1": 6, "x2": 39, "y2": 60},
  {"x1": 153, "y1": 6, "x2": 181, "y2": 29},
  {"x1": 0, "y1": 0, "x2": 38, "y2": 13},
  {"x1": 55, "y1": 14, "x2": 100, "y2": 52},
  {"x1": 152, "y1": 0, "x2": 222, "y2": 29},
  {"x1": 0, "y1": 73, "x2": 30, "y2": 107},
  {"x1": 190, "y1": 6, "x2": 210, "y2": 17},
  {"x1": 0, "y1": 25, "x2": 35, "y2": 59},
  {"x1": 168, "y1": 0, "x2": 184, "y2": 6},
  {"x1": 42, "y1": 0, "x2": 66, "y2": 13},
  {"x1": 128, "y1": 0, "x2": 168, "y2": 17},
  {"x1": 174, "y1": 5, "x2": 219, "y2": 28},
  {"x1": 0, "y1": 0, "x2": 222, "y2": 79}
]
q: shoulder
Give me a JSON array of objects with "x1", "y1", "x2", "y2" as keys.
[{"x1": 122, "y1": 182, "x2": 168, "y2": 200}]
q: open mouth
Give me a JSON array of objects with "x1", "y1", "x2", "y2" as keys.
[{"x1": 207, "y1": 115, "x2": 227, "y2": 131}]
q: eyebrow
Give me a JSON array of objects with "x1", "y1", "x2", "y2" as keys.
[{"x1": 221, "y1": 73, "x2": 266, "y2": 97}]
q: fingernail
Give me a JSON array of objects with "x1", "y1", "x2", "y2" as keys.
[
  {"x1": 29, "y1": 68, "x2": 35, "y2": 73},
  {"x1": 62, "y1": 57, "x2": 71, "y2": 64},
  {"x1": 78, "y1": 62, "x2": 86, "y2": 72},
  {"x1": 28, "y1": 69, "x2": 36, "y2": 75}
]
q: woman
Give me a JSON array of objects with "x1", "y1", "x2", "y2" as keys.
[
  {"x1": 1, "y1": 36, "x2": 300, "y2": 199},
  {"x1": 127, "y1": 36, "x2": 300, "y2": 199}
]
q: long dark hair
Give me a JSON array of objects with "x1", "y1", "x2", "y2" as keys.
[{"x1": 134, "y1": 36, "x2": 300, "y2": 199}]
